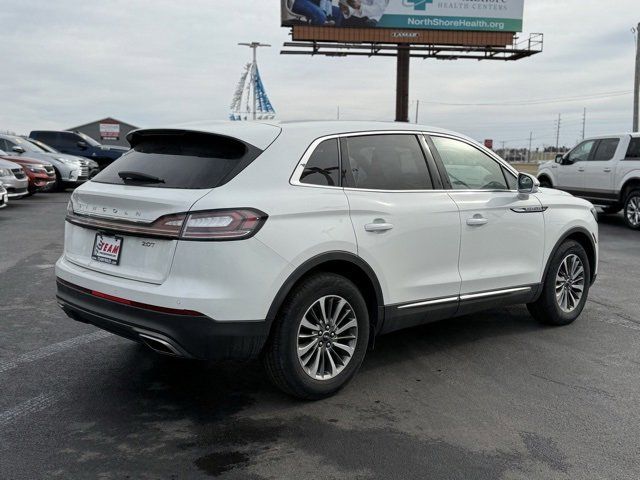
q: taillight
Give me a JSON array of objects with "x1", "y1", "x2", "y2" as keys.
[
  {"x1": 181, "y1": 209, "x2": 267, "y2": 240},
  {"x1": 66, "y1": 208, "x2": 267, "y2": 241}
]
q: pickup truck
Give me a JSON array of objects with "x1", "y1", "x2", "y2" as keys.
[{"x1": 537, "y1": 134, "x2": 640, "y2": 229}]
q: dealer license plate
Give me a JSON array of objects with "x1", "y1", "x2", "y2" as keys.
[{"x1": 92, "y1": 233, "x2": 123, "y2": 265}]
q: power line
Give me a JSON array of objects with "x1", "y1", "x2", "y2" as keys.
[{"x1": 416, "y1": 90, "x2": 633, "y2": 107}]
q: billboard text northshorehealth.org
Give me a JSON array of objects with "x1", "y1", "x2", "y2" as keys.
[{"x1": 282, "y1": 0, "x2": 524, "y2": 32}]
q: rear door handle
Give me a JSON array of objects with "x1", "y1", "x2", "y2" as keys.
[
  {"x1": 364, "y1": 222, "x2": 394, "y2": 232},
  {"x1": 466, "y1": 215, "x2": 488, "y2": 226},
  {"x1": 577, "y1": 167, "x2": 585, "y2": 172},
  {"x1": 603, "y1": 168, "x2": 612, "y2": 172}
]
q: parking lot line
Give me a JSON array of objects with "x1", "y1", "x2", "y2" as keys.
[
  {"x1": 0, "y1": 330, "x2": 111, "y2": 374},
  {"x1": 0, "y1": 393, "x2": 61, "y2": 429}
]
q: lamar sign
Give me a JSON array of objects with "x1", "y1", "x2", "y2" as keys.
[{"x1": 282, "y1": 0, "x2": 524, "y2": 33}]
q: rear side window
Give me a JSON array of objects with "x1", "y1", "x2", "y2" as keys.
[
  {"x1": 92, "y1": 131, "x2": 262, "y2": 189},
  {"x1": 343, "y1": 134, "x2": 432, "y2": 190},
  {"x1": 626, "y1": 138, "x2": 640, "y2": 160},
  {"x1": 592, "y1": 138, "x2": 620, "y2": 161},
  {"x1": 300, "y1": 139, "x2": 340, "y2": 186},
  {"x1": 32, "y1": 132, "x2": 57, "y2": 144}
]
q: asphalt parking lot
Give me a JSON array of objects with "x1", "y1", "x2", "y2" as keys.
[{"x1": 1, "y1": 192, "x2": 640, "y2": 480}]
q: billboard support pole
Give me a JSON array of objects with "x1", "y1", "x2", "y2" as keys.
[{"x1": 396, "y1": 45, "x2": 410, "y2": 123}]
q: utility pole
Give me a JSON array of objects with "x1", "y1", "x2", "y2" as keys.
[
  {"x1": 238, "y1": 42, "x2": 271, "y2": 121},
  {"x1": 337, "y1": 105, "x2": 340, "y2": 120},
  {"x1": 634, "y1": 23, "x2": 640, "y2": 132},
  {"x1": 415, "y1": 100, "x2": 420, "y2": 124},
  {"x1": 528, "y1": 131, "x2": 533, "y2": 163},
  {"x1": 582, "y1": 107, "x2": 587, "y2": 139},
  {"x1": 555, "y1": 113, "x2": 562, "y2": 152}
]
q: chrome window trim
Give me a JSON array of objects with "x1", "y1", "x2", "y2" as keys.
[{"x1": 289, "y1": 129, "x2": 519, "y2": 193}]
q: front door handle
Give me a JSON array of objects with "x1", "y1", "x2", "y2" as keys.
[
  {"x1": 577, "y1": 167, "x2": 585, "y2": 172},
  {"x1": 466, "y1": 215, "x2": 488, "y2": 227},
  {"x1": 365, "y1": 222, "x2": 394, "y2": 233},
  {"x1": 603, "y1": 167, "x2": 612, "y2": 172}
]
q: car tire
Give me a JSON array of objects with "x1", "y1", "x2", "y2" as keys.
[
  {"x1": 52, "y1": 168, "x2": 65, "y2": 192},
  {"x1": 527, "y1": 240, "x2": 591, "y2": 326},
  {"x1": 623, "y1": 189, "x2": 640, "y2": 230},
  {"x1": 262, "y1": 273, "x2": 370, "y2": 400}
]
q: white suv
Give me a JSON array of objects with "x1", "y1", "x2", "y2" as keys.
[{"x1": 56, "y1": 122, "x2": 598, "y2": 399}]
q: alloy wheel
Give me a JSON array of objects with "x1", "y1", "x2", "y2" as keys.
[
  {"x1": 555, "y1": 254, "x2": 585, "y2": 313},
  {"x1": 626, "y1": 196, "x2": 640, "y2": 227},
  {"x1": 297, "y1": 295, "x2": 358, "y2": 380}
]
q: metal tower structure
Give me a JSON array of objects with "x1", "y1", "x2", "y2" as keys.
[{"x1": 230, "y1": 42, "x2": 276, "y2": 121}]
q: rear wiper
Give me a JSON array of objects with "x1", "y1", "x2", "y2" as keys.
[{"x1": 118, "y1": 171, "x2": 165, "y2": 183}]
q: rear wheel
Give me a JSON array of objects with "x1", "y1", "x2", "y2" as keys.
[
  {"x1": 263, "y1": 273, "x2": 369, "y2": 400},
  {"x1": 527, "y1": 240, "x2": 590, "y2": 326},
  {"x1": 623, "y1": 189, "x2": 640, "y2": 229}
]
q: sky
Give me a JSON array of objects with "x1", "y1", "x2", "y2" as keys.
[{"x1": 0, "y1": 0, "x2": 638, "y2": 149}]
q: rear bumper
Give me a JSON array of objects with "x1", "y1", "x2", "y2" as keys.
[{"x1": 56, "y1": 278, "x2": 270, "y2": 361}]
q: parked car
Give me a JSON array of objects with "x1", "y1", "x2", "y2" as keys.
[
  {"x1": 537, "y1": 134, "x2": 640, "y2": 229},
  {"x1": 56, "y1": 122, "x2": 598, "y2": 399},
  {"x1": 0, "y1": 182, "x2": 7, "y2": 209},
  {"x1": 0, "y1": 158, "x2": 29, "y2": 199},
  {"x1": 0, "y1": 134, "x2": 87, "y2": 191},
  {"x1": 27, "y1": 138, "x2": 100, "y2": 178},
  {"x1": 0, "y1": 150, "x2": 56, "y2": 195},
  {"x1": 29, "y1": 130, "x2": 129, "y2": 170}
]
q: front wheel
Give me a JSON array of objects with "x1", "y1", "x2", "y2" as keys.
[
  {"x1": 623, "y1": 189, "x2": 640, "y2": 230},
  {"x1": 262, "y1": 273, "x2": 370, "y2": 400},
  {"x1": 527, "y1": 240, "x2": 590, "y2": 326}
]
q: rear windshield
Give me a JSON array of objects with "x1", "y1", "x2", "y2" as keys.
[{"x1": 91, "y1": 131, "x2": 262, "y2": 189}]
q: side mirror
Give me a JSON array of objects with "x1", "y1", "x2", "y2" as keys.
[
  {"x1": 77, "y1": 141, "x2": 88, "y2": 149},
  {"x1": 12, "y1": 145, "x2": 25, "y2": 154},
  {"x1": 518, "y1": 173, "x2": 539, "y2": 195},
  {"x1": 555, "y1": 154, "x2": 564, "y2": 164}
]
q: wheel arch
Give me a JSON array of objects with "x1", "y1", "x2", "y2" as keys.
[
  {"x1": 541, "y1": 227, "x2": 597, "y2": 291},
  {"x1": 265, "y1": 252, "x2": 385, "y2": 342},
  {"x1": 619, "y1": 177, "x2": 640, "y2": 203},
  {"x1": 537, "y1": 173, "x2": 553, "y2": 187}
]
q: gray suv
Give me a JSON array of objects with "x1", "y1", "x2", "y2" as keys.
[{"x1": 0, "y1": 134, "x2": 88, "y2": 191}]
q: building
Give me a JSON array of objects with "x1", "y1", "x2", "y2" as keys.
[{"x1": 68, "y1": 117, "x2": 139, "y2": 147}]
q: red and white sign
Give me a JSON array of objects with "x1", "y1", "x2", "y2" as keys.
[
  {"x1": 92, "y1": 233, "x2": 123, "y2": 265},
  {"x1": 100, "y1": 123, "x2": 120, "y2": 141}
]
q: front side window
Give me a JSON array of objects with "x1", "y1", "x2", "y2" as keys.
[
  {"x1": 626, "y1": 138, "x2": 640, "y2": 160},
  {"x1": 431, "y1": 136, "x2": 507, "y2": 190},
  {"x1": 58, "y1": 133, "x2": 80, "y2": 149},
  {"x1": 592, "y1": 138, "x2": 620, "y2": 161},
  {"x1": 343, "y1": 134, "x2": 432, "y2": 190},
  {"x1": 567, "y1": 140, "x2": 596, "y2": 163},
  {"x1": 299, "y1": 139, "x2": 340, "y2": 187}
]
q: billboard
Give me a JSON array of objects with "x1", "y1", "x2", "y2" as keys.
[{"x1": 282, "y1": 0, "x2": 524, "y2": 33}]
